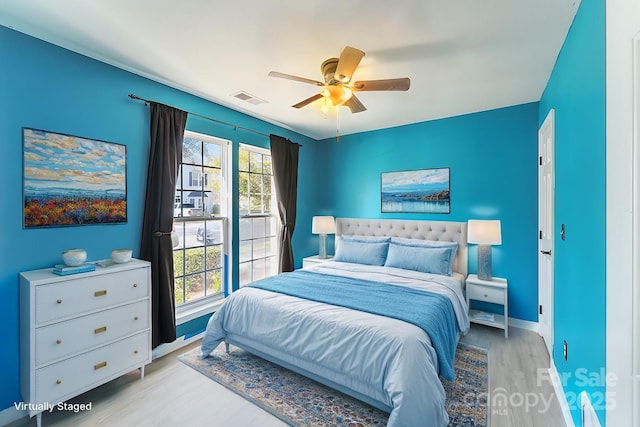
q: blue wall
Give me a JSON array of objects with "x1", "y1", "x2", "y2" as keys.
[
  {"x1": 539, "y1": 0, "x2": 606, "y2": 425},
  {"x1": 320, "y1": 103, "x2": 540, "y2": 323},
  {"x1": 0, "y1": 26, "x2": 320, "y2": 411}
]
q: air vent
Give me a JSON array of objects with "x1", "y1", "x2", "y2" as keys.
[{"x1": 231, "y1": 91, "x2": 267, "y2": 105}]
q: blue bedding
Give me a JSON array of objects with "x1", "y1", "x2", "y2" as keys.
[{"x1": 249, "y1": 270, "x2": 459, "y2": 381}]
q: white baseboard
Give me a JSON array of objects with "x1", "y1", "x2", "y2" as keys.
[
  {"x1": 0, "y1": 404, "x2": 28, "y2": 426},
  {"x1": 509, "y1": 316, "x2": 539, "y2": 332},
  {"x1": 151, "y1": 331, "x2": 205, "y2": 360},
  {"x1": 549, "y1": 358, "x2": 577, "y2": 427}
]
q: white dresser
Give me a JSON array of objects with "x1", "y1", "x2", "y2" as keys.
[{"x1": 19, "y1": 259, "x2": 152, "y2": 426}]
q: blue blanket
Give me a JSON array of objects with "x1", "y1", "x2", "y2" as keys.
[{"x1": 249, "y1": 270, "x2": 459, "y2": 381}]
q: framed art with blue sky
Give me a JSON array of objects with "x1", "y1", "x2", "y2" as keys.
[
  {"x1": 381, "y1": 168, "x2": 450, "y2": 214},
  {"x1": 23, "y1": 128, "x2": 127, "y2": 228}
]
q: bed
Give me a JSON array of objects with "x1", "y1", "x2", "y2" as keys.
[{"x1": 200, "y1": 218, "x2": 470, "y2": 426}]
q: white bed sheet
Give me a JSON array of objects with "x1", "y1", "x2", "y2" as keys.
[{"x1": 201, "y1": 262, "x2": 469, "y2": 427}]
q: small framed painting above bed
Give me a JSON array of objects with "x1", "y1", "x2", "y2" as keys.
[{"x1": 381, "y1": 168, "x2": 450, "y2": 214}]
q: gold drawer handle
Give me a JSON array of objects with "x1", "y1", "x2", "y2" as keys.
[
  {"x1": 56, "y1": 379, "x2": 62, "y2": 385},
  {"x1": 94, "y1": 326, "x2": 107, "y2": 334},
  {"x1": 94, "y1": 361, "x2": 107, "y2": 370},
  {"x1": 94, "y1": 290, "x2": 107, "y2": 297},
  {"x1": 56, "y1": 339, "x2": 62, "y2": 345},
  {"x1": 56, "y1": 299, "x2": 62, "y2": 304}
]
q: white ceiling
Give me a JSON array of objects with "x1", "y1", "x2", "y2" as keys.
[{"x1": 1, "y1": 0, "x2": 579, "y2": 140}]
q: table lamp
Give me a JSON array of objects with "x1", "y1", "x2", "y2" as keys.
[
  {"x1": 312, "y1": 216, "x2": 335, "y2": 259},
  {"x1": 467, "y1": 219, "x2": 502, "y2": 280}
]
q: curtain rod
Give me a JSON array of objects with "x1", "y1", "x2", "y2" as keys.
[{"x1": 128, "y1": 93, "x2": 273, "y2": 139}]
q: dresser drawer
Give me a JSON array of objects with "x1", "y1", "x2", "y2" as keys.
[
  {"x1": 35, "y1": 268, "x2": 149, "y2": 324},
  {"x1": 35, "y1": 299, "x2": 149, "y2": 367},
  {"x1": 34, "y1": 332, "x2": 150, "y2": 404},
  {"x1": 467, "y1": 284, "x2": 504, "y2": 304}
]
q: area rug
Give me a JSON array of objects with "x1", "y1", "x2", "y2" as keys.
[{"x1": 179, "y1": 342, "x2": 488, "y2": 426}]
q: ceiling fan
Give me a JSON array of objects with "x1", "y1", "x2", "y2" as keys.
[{"x1": 269, "y1": 46, "x2": 410, "y2": 114}]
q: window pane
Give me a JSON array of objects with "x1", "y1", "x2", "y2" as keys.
[
  {"x1": 185, "y1": 273, "x2": 204, "y2": 302},
  {"x1": 263, "y1": 155, "x2": 272, "y2": 175},
  {"x1": 184, "y1": 221, "x2": 203, "y2": 248},
  {"x1": 252, "y1": 258, "x2": 266, "y2": 282},
  {"x1": 174, "y1": 276, "x2": 185, "y2": 305},
  {"x1": 253, "y1": 238, "x2": 266, "y2": 260},
  {"x1": 239, "y1": 148, "x2": 249, "y2": 172},
  {"x1": 205, "y1": 269, "x2": 222, "y2": 295},
  {"x1": 239, "y1": 218, "x2": 252, "y2": 240},
  {"x1": 183, "y1": 138, "x2": 201, "y2": 165},
  {"x1": 266, "y1": 237, "x2": 277, "y2": 257},
  {"x1": 266, "y1": 217, "x2": 276, "y2": 237},
  {"x1": 203, "y1": 142, "x2": 221, "y2": 167},
  {"x1": 252, "y1": 217, "x2": 266, "y2": 239},
  {"x1": 203, "y1": 167, "x2": 219, "y2": 216},
  {"x1": 173, "y1": 222, "x2": 185, "y2": 250},
  {"x1": 184, "y1": 247, "x2": 204, "y2": 275},
  {"x1": 239, "y1": 262, "x2": 251, "y2": 287},
  {"x1": 240, "y1": 240, "x2": 252, "y2": 263},
  {"x1": 250, "y1": 194, "x2": 262, "y2": 214},
  {"x1": 205, "y1": 245, "x2": 222, "y2": 269},
  {"x1": 266, "y1": 256, "x2": 278, "y2": 277},
  {"x1": 250, "y1": 152, "x2": 262, "y2": 173}
]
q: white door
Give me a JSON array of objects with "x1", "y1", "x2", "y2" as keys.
[{"x1": 538, "y1": 109, "x2": 555, "y2": 357}]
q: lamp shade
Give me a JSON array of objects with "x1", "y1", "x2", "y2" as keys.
[
  {"x1": 467, "y1": 219, "x2": 502, "y2": 245},
  {"x1": 312, "y1": 216, "x2": 335, "y2": 235}
]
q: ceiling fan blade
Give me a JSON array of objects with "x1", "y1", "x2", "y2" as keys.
[
  {"x1": 353, "y1": 78, "x2": 410, "y2": 91},
  {"x1": 268, "y1": 71, "x2": 324, "y2": 86},
  {"x1": 343, "y1": 95, "x2": 367, "y2": 113},
  {"x1": 292, "y1": 93, "x2": 324, "y2": 109},
  {"x1": 335, "y1": 46, "x2": 365, "y2": 83}
]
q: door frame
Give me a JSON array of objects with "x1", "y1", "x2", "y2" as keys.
[{"x1": 538, "y1": 108, "x2": 555, "y2": 357}]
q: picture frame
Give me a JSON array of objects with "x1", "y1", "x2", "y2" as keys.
[
  {"x1": 23, "y1": 128, "x2": 127, "y2": 228},
  {"x1": 381, "y1": 168, "x2": 450, "y2": 214}
]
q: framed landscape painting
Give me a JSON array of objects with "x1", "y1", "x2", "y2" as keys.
[
  {"x1": 381, "y1": 168, "x2": 450, "y2": 214},
  {"x1": 23, "y1": 128, "x2": 127, "y2": 228}
]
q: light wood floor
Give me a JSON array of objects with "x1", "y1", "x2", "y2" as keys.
[{"x1": 9, "y1": 325, "x2": 565, "y2": 427}]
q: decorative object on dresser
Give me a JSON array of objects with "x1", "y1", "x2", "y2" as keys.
[
  {"x1": 19, "y1": 259, "x2": 152, "y2": 427},
  {"x1": 22, "y1": 128, "x2": 127, "y2": 228},
  {"x1": 311, "y1": 215, "x2": 335, "y2": 259},
  {"x1": 60, "y1": 249, "x2": 87, "y2": 267},
  {"x1": 111, "y1": 248, "x2": 132, "y2": 264},
  {"x1": 467, "y1": 219, "x2": 502, "y2": 280},
  {"x1": 302, "y1": 254, "x2": 335, "y2": 268},
  {"x1": 466, "y1": 273, "x2": 509, "y2": 338}
]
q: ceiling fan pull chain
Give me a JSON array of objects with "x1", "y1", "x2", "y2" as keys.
[{"x1": 336, "y1": 108, "x2": 341, "y2": 143}]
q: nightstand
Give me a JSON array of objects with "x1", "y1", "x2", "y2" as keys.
[
  {"x1": 302, "y1": 255, "x2": 334, "y2": 268},
  {"x1": 466, "y1": 274, "x2": 508, "y2": 338}
]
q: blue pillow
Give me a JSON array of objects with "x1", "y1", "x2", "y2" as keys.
[
  {"x1": 334, "y1": 240, "x2": 389, "y2": 266},
  {"x1": 384, "y1": 243, "x2": 455, "y2": 276},
  {"x1": 390, "y1": 238, "x2": 458, "y2": 275}
]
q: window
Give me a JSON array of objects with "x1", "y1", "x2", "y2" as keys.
[
  {"x1": 173, "y1": 132, "x2": 228, "y2": 307},
  {"x1": 238, "y1": 145, "x2": 279, "y2": 286}
]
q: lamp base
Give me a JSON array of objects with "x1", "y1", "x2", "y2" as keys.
[
  {"x1": 318, "y1": 234, "x2": 328, "y2": 259},
  {"x1": 477, "y1": 244, "x2": 493, "y2": 281}
]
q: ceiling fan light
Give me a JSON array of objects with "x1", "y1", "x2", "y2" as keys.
[{"x1": 340, "y1": 87, "x2": 353, "y2": 102}]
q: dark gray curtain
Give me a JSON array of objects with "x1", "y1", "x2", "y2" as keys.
[
  {"x1": 270, "y1": 134, "x2": 300, "y2": 272},
  {"x1": 140, "y1": 102, "x2": 187, "y2": 348}
]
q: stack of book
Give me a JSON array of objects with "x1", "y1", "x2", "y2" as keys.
[{"x1": 53, "y1": 263, "x2": 96, "y2": 276}]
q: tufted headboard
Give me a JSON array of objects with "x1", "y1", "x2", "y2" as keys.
[{"x1": 335, "y1": 218, "x2": 468, "y2": 277}]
